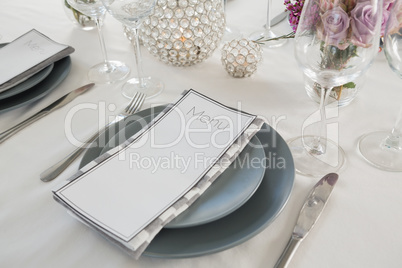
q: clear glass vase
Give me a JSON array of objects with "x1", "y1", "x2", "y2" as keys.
[
  {"x1": 62, "y1": 0, "x2": 96, "y2": 31},
  {"x1": 304, "y1": 74, "x2": 364, "y2": 107}
]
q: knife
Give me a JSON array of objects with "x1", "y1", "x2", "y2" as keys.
[
  {"x1": 274, "y1": 173, "x2": 339, "y2": 268},
  {"x1": 0, "y1": 83, "x2": 95, "y2": 144},
  {"x1": 270, "y1": 10, "x2": 289, "y2": 27}
]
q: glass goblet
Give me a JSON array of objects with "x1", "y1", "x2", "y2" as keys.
[
  {"x1": 288, "y1": 0, "x2": 383, "y2": 177},
  {"x1": 67, "y1": 0, "x2": 130, "y2": 83},
  {"x1": 359, "y1": 0, "x2": 402, "y2": 171},
  {"x1": 101, "y1": 0, "x2": 163, "y2": 99}
]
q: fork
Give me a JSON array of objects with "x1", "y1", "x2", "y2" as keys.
[{"x1": 40, "y1": 92, "x2": 146, "y2": 182}]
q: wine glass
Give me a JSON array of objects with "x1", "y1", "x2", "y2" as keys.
[
  {"x1": 248, "y1": 0, "x2": 287, "y2": 48},
  {"x1": 101, "y1": 0, "x2": 163, "y2": 99},
  {"x1": 359, "y1": 0, "x2": 402, "y2": 171},
  {"x1": 67, "y1": 0, "x2": 130, "y2": 83},
  {"x1": 288, "y1": 0, "x2": 383, "y2": 177}
]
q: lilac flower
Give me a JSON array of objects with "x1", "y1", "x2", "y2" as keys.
[{"x1": 285, "y1": 0, "x2": 305, "y2": 32}]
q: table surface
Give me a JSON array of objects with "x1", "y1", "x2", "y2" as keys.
[{"x1": 1, "y1": 0, "x2": 402, "y2": 267}]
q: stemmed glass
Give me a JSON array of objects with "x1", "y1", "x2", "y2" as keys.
[
  {"x1": 288, "y1": 0, "x2": 383, "y2": 177},
  {"x1": 248, "y1": 0, "x2": 287, "y2": 48},
  {"x1": 101, "y1": 0, "x2": 163, "y2": 99},
  {"x1": 359, "y1": 1, "x2": 402, "y2": 171},
  {"x1": 67, "y1": 0, "x2": 130, "y2": 83}
]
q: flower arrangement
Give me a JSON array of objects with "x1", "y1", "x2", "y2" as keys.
[
  {"x1": 285, "y1": 0, "x2": 305, "y2": 32},
  {"x1": 279, "y1": 0, "x2": 394, "y2": 101},
  {"x1": 284, "y1": 0, "x2": 395, "y2": 36}
]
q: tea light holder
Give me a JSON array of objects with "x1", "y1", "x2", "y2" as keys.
[
  {"x1": 125, "y1": 0, "x2": 225, "y2": 67},
  {"x1": 221, "y1": 38, "x2": 262, "y2": 78}
]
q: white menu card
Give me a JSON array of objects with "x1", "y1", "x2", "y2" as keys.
[
  {"x1": 0, "y1": 29, "x2": 73, "y2": 91},
  {"x1": 54, "y1": 90, "x2": 256, "y2": 242}
]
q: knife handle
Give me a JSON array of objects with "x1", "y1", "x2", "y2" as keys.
[
  {"x1": 0, "y1": 110, "x2": 48, "y2": 144},
  {"x1": 39, "y1": 133, "x2": 99, "y2": 182},
  {"x1": 274, "y1": 235, "x2": 302, "y2": 268}
]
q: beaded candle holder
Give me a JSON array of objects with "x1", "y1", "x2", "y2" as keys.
[
  {"x1": 221, "y1": 38, "x2": 263, "y2": 78},
  {"x1": 125, "y1": 0, "x2": 225, "y2": 67}
]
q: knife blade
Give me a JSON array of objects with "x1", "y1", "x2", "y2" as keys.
[
  {"x1": 270, "y1": 10, "x2": 289, "y2": 27},
  {"x1": 274, "y1": 173, "x2": 339, "y2": 268},
  {"x1": 0, "y1": 83, "x2": 95, "y2": 144}
]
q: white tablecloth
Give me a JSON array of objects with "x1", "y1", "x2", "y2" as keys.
[{"x1": 1, "y1": 0, "x2": 402, "y2": 267}]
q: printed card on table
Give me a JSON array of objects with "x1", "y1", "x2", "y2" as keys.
[
  {"x1": 0, "y1": 29, "x2": 73, "y2": 91},
  {"x1": 54, "y1": 90, "x2": 256, "y2": 242}
]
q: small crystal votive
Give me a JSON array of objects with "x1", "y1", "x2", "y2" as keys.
[{"x1": 221, "y1": 38, "x2": 262, "y2": 78}]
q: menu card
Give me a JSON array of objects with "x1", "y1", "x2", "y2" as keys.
[
  {"x1": 0, "y1": 29, "x2": 74, "y2": 92},
  {"x1": 53, "y1": 90, "x2": 263, "y2": 257}
]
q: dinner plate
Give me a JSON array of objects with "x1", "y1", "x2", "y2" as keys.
[
  {"x1": 144, "y1": 122, "x2": 294, "y2": 258},
  {"x1": 0, "y1": 56, "x2": 71, "y2": 113},
  {"x1": 80, "y1": 105, "x2": 295, "y2": 258},
  {"x1": 96, "y1": 115, "x2": 266, "y2": 228},
  {"x1": 0, "y1": 63, "x2": 54, "y2": 99}
]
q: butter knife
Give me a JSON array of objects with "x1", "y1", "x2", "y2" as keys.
[
  {"x1": 0, "y1": 83, "x2": 95, "y2": 144},
  {"x1": 270, "y1": 10, "x2": 289, "y2": 27},
  {"x1": 274, "y1": 173, "x2": 339, "y2": 268}
]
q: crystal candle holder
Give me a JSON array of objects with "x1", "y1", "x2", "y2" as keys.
[
  {"x1": 221, "y1": 38, "x2": 263, "y2": 78},
  {"x1": 125, "y1": 0, "x2": 225, "y2": 67}
]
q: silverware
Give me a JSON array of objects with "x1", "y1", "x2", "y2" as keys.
[
  {"x1": 274, "y1": 173, "x2": 339, "y2": 268},
  {"x1": 0, "y1": 83, "x2": 95, "y2": 144},
  {"x1": 40, "y1": 91, "x2": 146, "y2": 182},
  {"x1": 270, "y1": 10, "x2": 289, "y2": 27}
]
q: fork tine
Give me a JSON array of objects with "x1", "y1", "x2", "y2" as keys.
[
  {"x1": 124, "y1": 92, "x2": 137, "y2": 113},
  {"x1": 130, "y1": 92, "x2": 144, "y2": 114},
  {"x1": 125, "y1": 92, "x2": 140, "y2": 114},
  {"x1": 133, "y1": 93, "x2": 146, "y2": 113},
  {"x1": 127, "y1": 92, "x2": 146, "y2": 114}
]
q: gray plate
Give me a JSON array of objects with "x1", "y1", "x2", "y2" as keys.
[
  {"x1": 97, "y1": 116, "x2": 266, "y2": 228},
  {"x1": 0, "y1": 56, "x2": 71, "y2": 112},
  {"x1": 80, "y1": 105, "x2": 295, "y2": 258},
  {"x1": 0, "y1": 52, "x2": 54, "y2": 100}
]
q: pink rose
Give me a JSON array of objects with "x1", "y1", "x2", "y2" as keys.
[
  {"x1": 381, "y1": 10, "x2": 392, "y2": 35},
  {"x1": 318, "y1": 6, "x2": 350, "y2": 48},
  {"x1": 319, "y1": 0, "x2": 346, "y2": 12},
  {"x1": 350, "y1": 1, "x2": 380, "y2": 47}
]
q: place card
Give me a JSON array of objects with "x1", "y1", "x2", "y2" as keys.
[
  {"x1": 0, "y1": 29, "x2": 74, "y2": 92},
  {"x1": 53, "y1": 90, "x2": 261, "y2": 252}
]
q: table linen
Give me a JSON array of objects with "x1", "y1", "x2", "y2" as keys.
[{"x1": 1, "y1": 0, "x2": 402, "y2": 267}]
